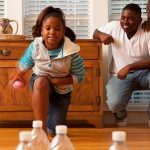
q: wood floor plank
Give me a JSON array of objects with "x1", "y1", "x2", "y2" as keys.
[{"x1": 0, "y1": 127, "x2": 150, "y2": 150}]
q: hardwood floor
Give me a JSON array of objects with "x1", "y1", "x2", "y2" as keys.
[{"x1": 0, "y1": 124, "x2": 150, "y2": 150}]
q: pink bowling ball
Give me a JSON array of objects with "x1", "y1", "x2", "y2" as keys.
[{"x1": 13, "y1": 80, "x2": 24, "y2": 89}]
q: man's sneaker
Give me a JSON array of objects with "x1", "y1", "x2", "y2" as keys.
[{"x1": 115, "y1": 118, "x2": 127, "y2": 127}]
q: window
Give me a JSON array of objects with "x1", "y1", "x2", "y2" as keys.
[
  {"x1": 0, "y1": 0, "x2": 4, "y2": 17},
  {"x1": 109, "y1": 0, "x2": 147, "y2": 20},
  {"x1": 24, "y1": 0, "x2": 91, "y2": 39}
]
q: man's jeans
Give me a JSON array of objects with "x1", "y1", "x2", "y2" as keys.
[{"x1": 106, "y1": 70, "x2": 150, "y2": 120}]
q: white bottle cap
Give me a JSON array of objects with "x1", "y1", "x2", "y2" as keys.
[
  {"x1": 19, "y1": 131, "x2": 32, "y2": 142},
  {"x1": 32, "y1": 120, "x2": 43, "y2": 128},
  {"x1": 56, "y1": 125, "x2": 67, "y2": 134},
  {"x1": 112, "y1": 131, "x2": 126, "y2": 142}
]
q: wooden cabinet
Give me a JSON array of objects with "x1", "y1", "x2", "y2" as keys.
[{"x1": 0, "y1": 39, "x2": 103, "y2": 127}]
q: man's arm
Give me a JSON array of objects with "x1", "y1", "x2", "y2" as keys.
[
  {"x1": 128, "y1": 58, "x2": 150, "y2": 70},
  {"x1": 93, "y1": 29, "x2": 114, "y2": 45},
  {"x1": 117, "y1": 58, "x2": 150, "y2": 80}
]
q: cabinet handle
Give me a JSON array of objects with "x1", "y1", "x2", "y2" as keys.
[{"x1": 0, "y1": 49, "x2": 11, "y2": 56}]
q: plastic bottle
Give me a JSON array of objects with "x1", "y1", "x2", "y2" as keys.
[
  {"x1": 50, "y1": 125, "x2": 75, "y2": 150},
  {"x1": 16, "y1": 131, "x2": 36, "y2": 150},
  {"x1": 31, "y1": 120, "x2": 50, "y2": 150},
  {"x1": 109, "y1": 131, "x2": 129, "y2": 150}
]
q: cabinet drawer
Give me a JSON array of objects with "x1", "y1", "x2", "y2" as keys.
[
  {"x1": 0, "y1": 40, "x2": 30, "y2": 59},
  {"x1": 77, "y1": 40, "x2": 101, "y2": 60},
  {"x1": 0, "y1": 46, "x2": 27, "y2": 59},
  {"x1": 0, "y1": 40, "x2": 101, "y2": 60},
  {"x1": 80, "y1": 46, "x2": 99, "y2": 60}
]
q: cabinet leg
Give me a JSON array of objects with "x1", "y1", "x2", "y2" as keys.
[{"x1": 87, "y1": 116, "x2": 103, "y2": 128}]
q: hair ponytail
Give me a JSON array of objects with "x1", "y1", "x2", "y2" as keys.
[{"x1": 65, "y1": 26, "x2": 76, "y2": 42}]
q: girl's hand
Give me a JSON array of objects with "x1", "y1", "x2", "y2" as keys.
[
  {"x1": 117, "y1": 65, "x2": 130, "y2": 80},
  {"x1": 50, "y1": 75, "x2": 73, "y2": 85},
  {"x1": 11, "y1": 75, "x2": 23, "y2": 83},
  {"x1": 9, "y1": 71, "x2": 26, "y2": 87}
]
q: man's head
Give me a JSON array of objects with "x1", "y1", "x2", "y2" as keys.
[{"x1": 120, "y1": 3, "x2": 142, "y2": 39}]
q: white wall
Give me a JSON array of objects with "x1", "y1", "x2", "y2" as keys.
[
  {"x1": 92, "y1": 0, "x2": 109, "y2": 107},
  {"x1": 5, "y1": 0, "x2": 23, "y2": 34},
  {"x1": 92, "y1": 0, "x2": 109, "y2": 30}
]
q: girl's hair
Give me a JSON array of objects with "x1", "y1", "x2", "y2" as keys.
[{"x1": 32, "y1": 6, "x2": 76, "y2": 41}]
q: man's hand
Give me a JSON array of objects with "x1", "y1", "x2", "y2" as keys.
[
  {"x1": 93, "y1": 29, "x2": 114, "y2": 45},
  {"x1": 117, "y1": 65, "x2": 130, "y2": 80},
  {"x1": 99, "y1": 32, "x2": 114, "y2": 45}
]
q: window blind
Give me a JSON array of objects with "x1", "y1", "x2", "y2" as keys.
[
  {"x1": 24, "y1": 0, "x2": 90, "y2": 39},
  {"x1": 109, "y1": 0, "x2": 147, "y2": 20},
  {"x1": 0, "y1": 0, "x2": 4, "y2": 17}
]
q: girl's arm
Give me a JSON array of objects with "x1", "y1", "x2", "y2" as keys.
[
  {"x1": 11, "y1": 70, "x2": 27, "y2": 85},
  {"x1": 70, "y1": 53, "x2": 85, "y2": 83},
  {"x1": 50, "y1": 75, "x2": 73, "y2": 85},
  {"x1": 11, "y1": 43, "x2": 34, "y2": 84},
  {"x1": 51, "y1": 53, "x2": 85, "y2": 85},
  {"x1": 19, "y1": 42, "x2": 34, "y2": 71}
]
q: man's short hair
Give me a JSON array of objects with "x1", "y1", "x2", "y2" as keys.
[{"x1": 123, "y1": 3, "x2": 141, "y2": 17}]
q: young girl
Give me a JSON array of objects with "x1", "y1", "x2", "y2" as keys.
[{"x1": 12, "y1": 6, "x2": 85, "y2": 135}]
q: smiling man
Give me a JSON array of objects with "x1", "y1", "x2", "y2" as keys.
[{"x1": 93, "y1": 3, "x2": 150, "y2": 127}]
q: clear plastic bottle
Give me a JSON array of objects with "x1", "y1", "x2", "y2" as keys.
[
  {"x1": 109, "y1": 131, "x2": 130, "y2": 150},
  {"x1": 31, "y1": 120, "x2": 50, "y2": 150},
  {"x1": 16, "y1": 131, "x2": 36, "y2": 150},
  {"x1": 50, "y1": 125, "x2": 75, "y2": 150}
]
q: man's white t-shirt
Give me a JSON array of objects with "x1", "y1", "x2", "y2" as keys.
[{"x1": 98, "y1": 21, "x2": 150, "y2": 76}]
